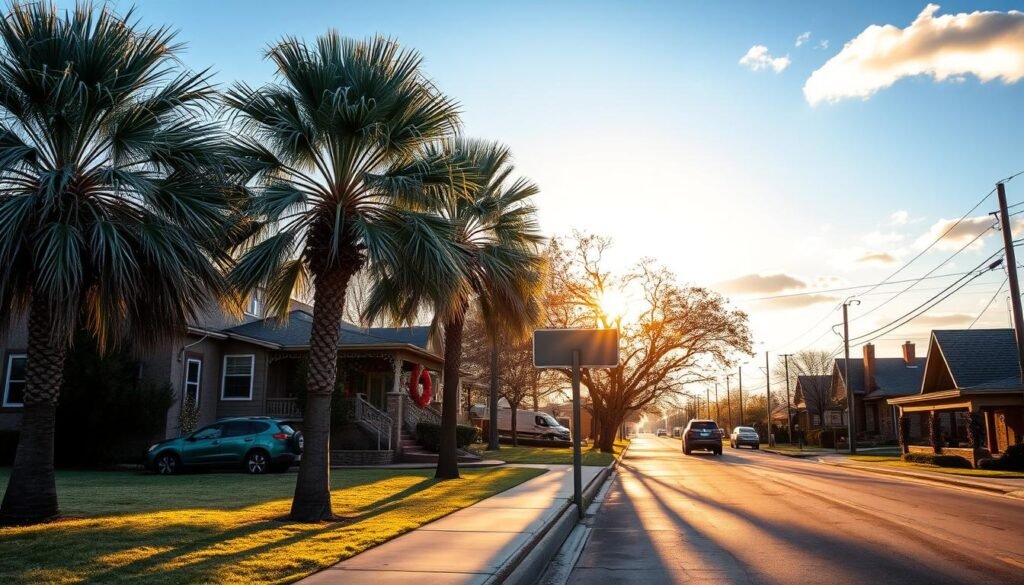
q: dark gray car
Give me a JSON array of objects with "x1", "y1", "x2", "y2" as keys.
[
  {"x1": 682, "y1": 420, "x2": 722, "y2": 455},
  {"x1": 730, "y1": 426, "x2": 761, "y2": 449}
]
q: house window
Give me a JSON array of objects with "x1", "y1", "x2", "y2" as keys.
[
  {"x1": 3, "y1": 354, "x2": 26, "y2": 407},
  {"x1": 245, "y1": 290, "x2": 264, "y2": 317},
  {"x1": 184, "y1": 358, "x2": 202, "y2": 404},
  {"x1": 221, "y1": 355, "x2": 254, "y2": 400}
]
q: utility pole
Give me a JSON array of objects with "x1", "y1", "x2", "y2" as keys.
[
  {"x1": 843, "y1": 300, "x2": 860, "y2": 454},
  {"x1": 765, "y1": 351, "x2": 773, "y2": 447},
  {"x1": 714, "y1": 383, "x2": 720, "y2": 428},
  {"x1": 726, "y1": 376, "x2": 733, "y2": 431},
  {"x1": 782, "y1": 354, "x2": 793, "y2": 444},
  {"x1": 706, "y1": 387, "x2": 711, "y2": 419},
  {"x1": 997, "y1": 182, "x2": 1024, "y2": 382},
  {"x1": 738, "y1": 366, "x2": 744, "y2": 427}
]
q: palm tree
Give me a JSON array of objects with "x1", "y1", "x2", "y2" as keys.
[
  {"x1": 0, "y1": 2, "x2": 233, "y2": 525},
  {"x1": 367, "y1": 139, "x2": 545, "y2": 479},
  {"x1": 225, "y1": 34, "x2": 466, "y2": 521}
]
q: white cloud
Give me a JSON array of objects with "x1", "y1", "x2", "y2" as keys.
[
  {"x1": 913, "y1": 216, "x2": 995, "y2": 251},
  {"x1": 739, "y1": 45, "x2": 791, "y2": 73},
  {"x1": 795, "y1": 32, "x2": 811, "y2": 47},
  {"x1": 856, "y1": 251, "x2": 900, "y2": 265},
  {"x1": 804, "y1": 4, "x2": 1024, "y2": 105},
  {"x1": 753, "y1": 293, "x2": 841, "y2": 311},
  {"x1": 818, "y1": 39, "x2": 830, "y2": 50},
  {"x1": 890, "y1": 210, "x2": 909, "y2": 226}
]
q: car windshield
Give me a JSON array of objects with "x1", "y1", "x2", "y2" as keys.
[
  {"x1": 539, "y1": 414, "x2": 559, "y2": 427},
  {"x1": 689, "y1": 422, "x2": 718, "y2": 430},
  {"x1": 736, "y1": 427, "x2": 756, "y2": 433}
]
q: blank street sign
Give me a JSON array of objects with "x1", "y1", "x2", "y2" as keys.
[{"x1": 533, "y1": 328, "x2": 619, "y2": 368}]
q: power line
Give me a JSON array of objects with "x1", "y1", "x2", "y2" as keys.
[
  {"x1": 969, "y1": 277, "x2": 1007, "y2": 329},
  {"x1": 745, "y1": 270, "x2": 982, "y2": 302},
  {"x1": 850, "y1": 223, "x2": 996, "y2": 323}
]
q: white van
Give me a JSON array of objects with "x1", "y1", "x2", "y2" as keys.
[{"x1": 477, "y1": 408, "x2": 571, "y2": 441}]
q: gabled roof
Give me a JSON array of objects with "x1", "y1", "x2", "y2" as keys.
[
  {"x1": 224, "y1": 310, "x2": 433, "y2": 352},
  {"x1": 794, "y1": 375, "x2": 831, "y2": 410},
  {"x1": 931, "y1": 329, "x2": 1020, "y2": 389},
  {"x1": 834, "y1": 356, "x2": 926, "y2": 397}
]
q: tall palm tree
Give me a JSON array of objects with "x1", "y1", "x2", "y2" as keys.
[
  {"x1": 225, "y1": 34, "x2": 466, "y2": 522},
  {"x1": 367, "y1": 139, "x2": 545, "y2": 479},
  {"x1": 0, "y1": 2, "x2": 233, "y2": 525}
]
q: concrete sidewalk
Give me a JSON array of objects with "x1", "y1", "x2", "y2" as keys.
[{"x1": 300, "y1": 463, "x2": 603, "y2": 585}]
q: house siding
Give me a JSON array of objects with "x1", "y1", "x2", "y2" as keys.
[{"x1": 215, "y1": 341, "x2": 269, "y2": 419}]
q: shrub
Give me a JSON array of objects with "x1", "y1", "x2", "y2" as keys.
[
  {"x1": 56, "y1": 333, "x2": 173, "y2": 466},
  {"x1": 979, "y1": 444, "x2": 1024, "y2": 471},
  {"x1": 416, "y1": 422, "x2": 478, "y2": 452},
  {"x1": 903, "y1": 452, "x2": 972, "y2": 468}
]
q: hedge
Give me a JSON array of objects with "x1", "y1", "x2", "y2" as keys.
[
  {"x1": 903, "y1": 452, "x2": 972, "y2": 468},
  {"x1": 978, "y1": 444, "x2": 1024, "y2": 471},
  {"x1": 416, "y1": 422, "x2": 479, "y2": 452}
]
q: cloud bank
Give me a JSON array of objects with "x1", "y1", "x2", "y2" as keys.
[
  {"x1": 913, "y1": 216, "x2": 995, "y2": 251},
  {"x1": 740, "y1": 45, "x2": 791, "y2": 73},
  {"x1": 717, "y1": 273, "x2": 805, "y2": 294},
  {"x1": 804, "y1": 4, "x2": 1024, "y2": 105}
]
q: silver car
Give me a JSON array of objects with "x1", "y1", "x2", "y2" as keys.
[{"x1": 730, "y1": 426, "x2": 760, "y2": 449}]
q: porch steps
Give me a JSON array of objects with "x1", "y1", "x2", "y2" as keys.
[{"x1": 398, "y1": 430, "x2": 483, "y2": 464}]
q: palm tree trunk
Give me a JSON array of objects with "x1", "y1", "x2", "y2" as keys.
[
  {"x1": 290, "y1": 264, "x2": 352, "y2": 522},
  {"x1": 0, "y1": 297, "x2": 66, "y2": 525},
  {"x1": 436, "y1": 313, "x2": 465, "y2": 479},
  {"x1": 487, "y1": 340, "x2": 499, "y2": 451}
]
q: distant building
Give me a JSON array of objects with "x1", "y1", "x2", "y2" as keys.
[{"x1": 833, "y1": 341, "x2": 926, "y2": 440}]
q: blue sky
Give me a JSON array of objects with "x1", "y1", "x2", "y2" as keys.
[{"x1": 94, "y1": 1, "x2": 1024, "y2": 357}]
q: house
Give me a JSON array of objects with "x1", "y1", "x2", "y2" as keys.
[
  {"x1": 0, "y1": 293, "x2": 448, "y2": 464},
  {"x1": 792, "y1": 375, "x2": 837, "y2": 430},
  {"x1": 832, "y1": 341, "x2": 926, "y2": 440},
  {"x1": 888, "y1": 329, "x2": 1024, "y2": 465}
]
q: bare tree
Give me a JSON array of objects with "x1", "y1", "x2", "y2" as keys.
[{"x1": 545, "y1": 234, "x2": 752, "y2": 452}]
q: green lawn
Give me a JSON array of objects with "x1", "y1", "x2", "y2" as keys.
[
  {"x1": 483, "y1": 439, "x2": 628, "y2": 466},
  {"x1": 846, "y1": 455, "x2": 1024, "y2": 479},
  {"x1": 0, "y1": 466, "x2": 544, "y2": 585}
]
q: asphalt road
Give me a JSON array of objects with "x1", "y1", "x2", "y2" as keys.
[{"x1": 567, "y1": 435, "x2": 1024, "y2": 584}]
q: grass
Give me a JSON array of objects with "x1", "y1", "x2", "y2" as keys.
[
  {"x1": 845, "y1": 455, "x2": 1024, "y2": 479},
  {"x1": 0, "y1": 466, "x2": 544, "y2": 585},
  {"x1": 482, "y1": 439, "x2": 628, "y2": 466}
]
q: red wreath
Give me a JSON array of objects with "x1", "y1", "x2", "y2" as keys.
[{"x1": 409, "y1": 365, "x2": 432, "y2": 408}]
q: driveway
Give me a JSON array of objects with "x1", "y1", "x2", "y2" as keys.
[{"x1": 567, "y1": 435, "x2": 1024, "y2": 584}]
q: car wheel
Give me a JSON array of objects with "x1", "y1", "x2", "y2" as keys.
[
  {"x1": 684, "y1": 447, "x2": 691, "y2": 455},
  {"x1": 245, "y1": 450, "x2": 270, "y2": 474},
  {"x1": 155, "y1": 452, "x2": 180, "y2": 475},
  {"x1": 290, "y1": 431, "x2": 304, "y2": 454},
  {"x1": 716, "y1": 448, "x2": 723, "y2": 456},
  {"x1": 754, "y1": 444, "x2": 760, "y2": 450}
]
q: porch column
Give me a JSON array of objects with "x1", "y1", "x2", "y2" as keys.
[{"x1": 387, "y1": 357, "x2": 404, "y2": 455}]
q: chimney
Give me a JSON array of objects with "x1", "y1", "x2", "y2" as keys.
[
  {"x1": 902, "y1": 341, "x2": 916, "y2": 365},
  {"x1": 862, "y1": 343, "x2": 876, "y2": 392}
]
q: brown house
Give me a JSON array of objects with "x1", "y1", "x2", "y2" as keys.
[
  {"x1": 0, "y1": 293, "x2": 446, "y2": 464},
  {"x1": 833, "y1": 342, "x2": 926, "y2": 440},
  {"x1": 888, "y1": 329, "x2": 1024, "y2": 462},
  {"x1": 792, "y1": 375, "x2": 837, "y2": 430}
]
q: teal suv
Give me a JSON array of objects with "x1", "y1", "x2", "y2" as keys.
[{"x1": 145, "y1": 417, "x2": 303, "y2": 475}]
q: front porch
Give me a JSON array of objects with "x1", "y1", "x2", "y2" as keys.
[
  {"x1": 891, "y1": 394, "x2": 1024, "y2": 466},
  {"x1": 261, "y1": 348, "x2": 445, "y2": 464}
]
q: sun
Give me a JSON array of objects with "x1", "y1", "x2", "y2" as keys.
[{"x1": 597, "y1": 288, "x2": 629, "y2": 325}]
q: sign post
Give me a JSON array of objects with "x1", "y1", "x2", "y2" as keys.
[{"x1": 534, "y1": 328, "x2": 619, "y2": 520}]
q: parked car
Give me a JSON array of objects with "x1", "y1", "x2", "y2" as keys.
[
  {"x1": 474, "y1": 407, "x2": 571, "y2": 441},
  {"x1": 656, "y1": 428, "x2": 668, "y2": 437},
  {"x1": 682, "y1": 420, "x2": 722, "y2": 456},
  {"x1": 730, "y1": 426, "x2": 760, "y2": 449},
  {"x1": 672, "y1": 427, "x2": 683, "y2": 438},
  {"x1": 145, "y1": 417, "x2": 303, "y2": 475}
]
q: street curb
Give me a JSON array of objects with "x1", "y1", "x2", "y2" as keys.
[
  {"x1": 820, "y1": 459, "x2": 1024, "y2": 499},
  {"x1": 760, "y1": 448, "x2": 823, "y2": 459},
  {"x1": 492, "y1": 445, "x2": 627, "y2": 585}
]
